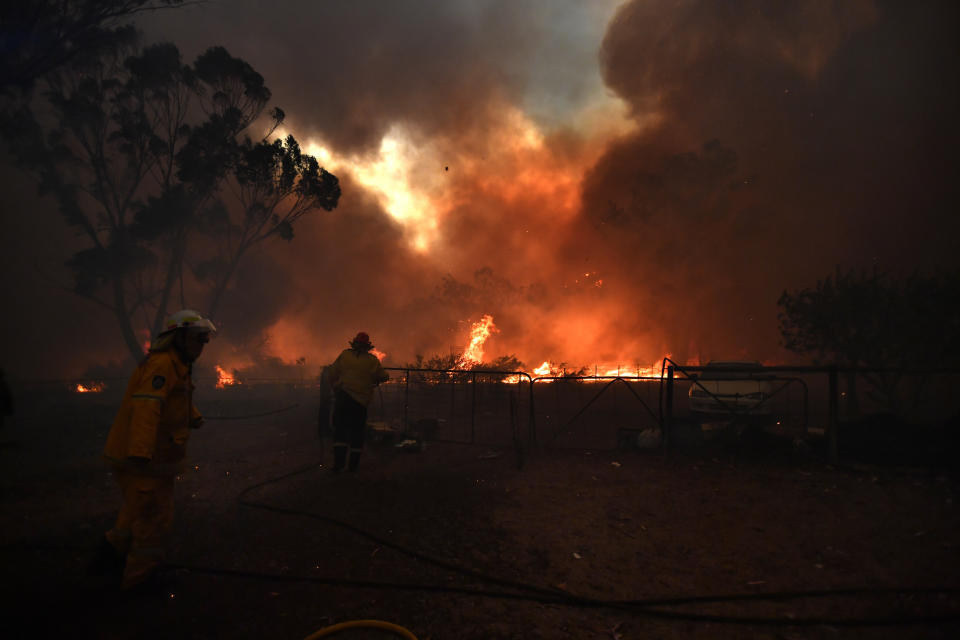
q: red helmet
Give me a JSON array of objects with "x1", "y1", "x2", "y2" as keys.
[{"x1": 350, "y1": 332, "x2": 373, "y2": 349}]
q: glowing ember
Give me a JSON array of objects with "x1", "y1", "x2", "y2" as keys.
[
  {"x1": 457, "y1": 314, "x2": 497, "y2": 368},
  {"x1": 370, "y1": 347, "x2": 387, "y2": 362},
  {"x1": 215, "y1": 365, "x2": 239, "y2": 389},
  {"x1": 75, "y1": 382, "x2": 105, "y2": 393}
]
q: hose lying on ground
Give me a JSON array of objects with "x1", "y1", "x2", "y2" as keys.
[
  {"x1": 204, "y1": 404, "x2": 300, "y2": 420},
  {"x1": 303, "y1": 619, "x2": 418, "y2": 639},
  {"x1": 168, "y1": 459, "x2": 960, "y2": 628}
]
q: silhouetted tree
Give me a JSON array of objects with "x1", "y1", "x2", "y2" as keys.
[
  {"x1": 2, "y1": 37, "x2": 340, "y2": 360},
  {"x1": 0, "y1": 0, "x2": 185, "y2": 93},
  {"x1": 485, "y1": 354, "x2": 525, "y2": 372},
  {"x1": 778, "y1": 267, "x2": 960, "y2": 415},
  {"x1": 200, "y1": 133, "x2": 340, "y2": 315}
]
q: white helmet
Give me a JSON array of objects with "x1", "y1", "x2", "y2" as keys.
[{"x1": 162, "y1": 309, "x2": 217, "y2": 334}]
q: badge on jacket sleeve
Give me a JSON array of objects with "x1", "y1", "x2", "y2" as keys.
[{"x1": 152, "y1": 375, "x2": 166, "y2": 389}]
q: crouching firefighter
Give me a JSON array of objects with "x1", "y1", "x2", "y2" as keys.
[
  {"x1": 90, "y1": 309, "x2": 215, "y2": 591},
  {"x1": 327, "y1": 332, "x2": 389, "y2": 472}
]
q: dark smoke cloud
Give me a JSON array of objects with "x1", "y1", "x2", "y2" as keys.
[
  {"x1": 575, "y1": 0, "x2": 960, "y2": 362},
  {"x1": 595, "y1": 0, "x2": 959, "y2": 265},
  {"x1": 139, "y1": 0, "x2": 591, "y2": 155}
]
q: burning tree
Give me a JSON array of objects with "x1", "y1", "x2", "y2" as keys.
[
  {"x1": 406, "y1": 314, "x2": 526, "y2": 379},
  {"x1": 778, "y1": 267, "x2": 960, "y2": 416},
  {"x1": 2, "y1": 36, "x2": 340, "y2": 361},
  {"x1": 457, "y1": 314, "x2": 497, "y2": 368}
]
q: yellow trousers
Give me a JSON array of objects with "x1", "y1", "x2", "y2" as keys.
[{"x1": 105, "y1": 469, "x2": 175, "y2": 589}]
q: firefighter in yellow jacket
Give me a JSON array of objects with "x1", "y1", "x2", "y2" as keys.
[
  {"x1": 90, "y1": 309, "x2": 215, "y2": 591},
  {"x1": 328, "y1": 332, "x2": 389, "y2": 472}
]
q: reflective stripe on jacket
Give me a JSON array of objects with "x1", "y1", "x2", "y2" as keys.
[
  {"x1": 104, "y1": 349, "x2": 201, "y2": 468},
  {"x1": 328, "y1": 348, "x2": 389, "y2": 406}
]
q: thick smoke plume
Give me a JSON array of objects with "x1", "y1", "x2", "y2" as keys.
[{"x1": 1, "y1": 0, "x2": 957, "y2": 379}]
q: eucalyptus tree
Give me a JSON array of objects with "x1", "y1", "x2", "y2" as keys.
[
  {"x1": 0, "y1": 0, "x2": 186, "y2": 93},
  {"x1": 3, "y1": 38, "x2": 340, "y2": 360}
]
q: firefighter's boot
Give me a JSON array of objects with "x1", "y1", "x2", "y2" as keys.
[
  {"x1": 348, "y1": 450, "x2": 362, "y2": 472},
  {"x1": 332, "y1": 445, "x2": 347, "y2": 472}
]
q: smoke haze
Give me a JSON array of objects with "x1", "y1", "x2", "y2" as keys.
[{"x1": 1, "y1": 0, "x2": 957, "y2": 379}]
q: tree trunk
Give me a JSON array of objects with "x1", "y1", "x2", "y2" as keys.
[
  {"x1": 113, "y1": 277, "x2": 145, "y2": 363},
  {"x1": 206, "y1": 249, "x2": 245, "y2": 320},
  {"x1": 151, "y1": 234, "x2": 188, "y2": 337}
]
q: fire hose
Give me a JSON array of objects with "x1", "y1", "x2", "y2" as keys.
[
  {"x1": 304, "y1": 619, "x2": 417, "y2": 639},
  {"x1": 176, "y1": 459, "x2": 960, "y2": 630},
  {"x1": 203, "y1": 404, "x2": 300, "y2": 420}
]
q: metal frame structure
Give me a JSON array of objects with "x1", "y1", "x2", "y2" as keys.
[
  {"x1": 38, "y1": 359, "x2": 957, "y2": 468},
  {"x1": 655, "y1": 358, "x2": 918, "y2": 463},
  {"x1": 381, "y1": 367, "x2": 532, "y2": 468},
  {"x1": 530, "y1": 375, "x2": 662, "y2": 450}
]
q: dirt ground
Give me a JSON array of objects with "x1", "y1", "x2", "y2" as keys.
[{"x1": 1, "y1": 402, "x2": 959, "y2": 640}]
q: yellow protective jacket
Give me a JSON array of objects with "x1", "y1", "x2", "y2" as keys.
[
  {"x1": 328, "y1": 348, "x2": 389, "y2": 406},
  {"x1": 104, "y1": 349, "x2": 201, "y2": 474}
]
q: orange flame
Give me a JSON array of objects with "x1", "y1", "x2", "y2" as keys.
[
  {"x1": 457, "y1": 314, "x2": 497, "y2": 368},
  {"x1": 446, "y1": 315, "x2": 673, "y2": 384},
  {"x1": 75, "y1": 382, "x2": 105, "y2": 393},
  {"x1": 498, "y1": 357, "x2": 671, "y2": 384},
  {"x1": 594, "y1": 357, "x2": 667, "y2": 379},
  {"x1": 215, "y1": 365, "x2": 239, "y2": 389},
  {"x1": 371, "y1": 347, "x2": 387, "y2": 362}
]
